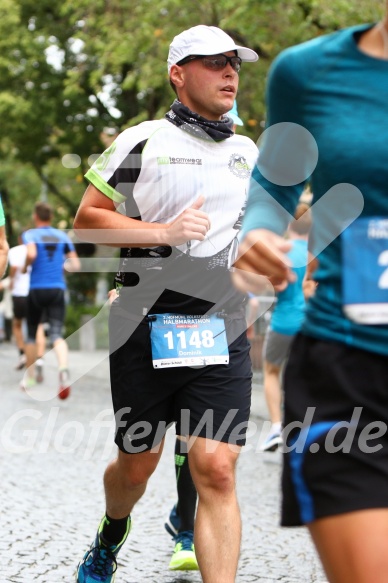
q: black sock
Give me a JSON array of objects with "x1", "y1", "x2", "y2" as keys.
[
  {"x1": 100, "y1": 513, "x2": 131, "y2": 546},
  {"x1": 175, "y1": 438, "x2": 197, "y2": 532}
]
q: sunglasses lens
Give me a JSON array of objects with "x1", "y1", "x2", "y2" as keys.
[
  {"x1": 202, "y1": 56, "x2": 241, "y2": 72},
  {"x1": 230, "y1": 58, "x2": 241, "y2": 72},
  {"x1": 214, "y1": 57, "x2": 229, "y2": 69}
]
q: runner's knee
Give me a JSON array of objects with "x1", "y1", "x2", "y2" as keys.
[{"x1": 191, "y1": 449, "x2": 237, "y2": 494}]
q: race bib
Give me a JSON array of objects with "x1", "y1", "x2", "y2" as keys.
[
  {"x1": 149, "y1": 313, "x2": 229, "y2": 369},
  {"x1": 342, "y1": 217, "x2": 388, "y2": 324}
]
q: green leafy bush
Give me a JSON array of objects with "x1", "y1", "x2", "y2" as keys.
[{"x1": 65, "y1": 304, "x2": 109, "y2": 349}]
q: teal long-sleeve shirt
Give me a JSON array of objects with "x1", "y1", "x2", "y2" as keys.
[
  {"x1": 0, "y1": 198, "x2": 5, "y2": 227},
  {"x1": 243, "y1": 24, "x2": 388, "y2": 355}
]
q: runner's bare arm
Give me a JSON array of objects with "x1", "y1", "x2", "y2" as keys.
[
  {"x1": 0, "y1": 225, "x2": 8, "y2": 278},
  {"x1": 23, "y1": 242, "x2": 37, "y2": 273},
  {"x1": 65, "y1": 250, "x2": 81, "y2": 273},
  {"x1": 233, "y1": 228, "x2": 295, "y2": 292},
  {"x1": 74, "y1": 184, "x2": 210, "y2": 247}
]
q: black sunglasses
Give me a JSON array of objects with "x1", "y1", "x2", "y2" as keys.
[{"x1": 177, "y1": 53, "x2": 242, "y2": 73}]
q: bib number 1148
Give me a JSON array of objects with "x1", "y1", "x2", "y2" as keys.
[
  {"x1": 149, "y1": 313, "x2": 229, "y2": 368},
  {"x1": 164, "y1": 329, "x2": 215, "y2": 350}
]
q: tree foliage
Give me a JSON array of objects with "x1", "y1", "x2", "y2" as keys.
[{"x1": 0, "y1": 0, "x2": 384, "y2": 231}]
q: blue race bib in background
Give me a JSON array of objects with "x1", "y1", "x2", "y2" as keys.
[{"x1": 342, "y1": 217, "x2": 388, "y2": 324}]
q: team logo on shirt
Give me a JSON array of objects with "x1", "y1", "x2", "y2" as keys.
[
  {"x1": 157, "y1": 156, "x2": 202, "y2": 165},
  {"x1": 228, "y1": 153, "x2": 251, "y2": 178}
]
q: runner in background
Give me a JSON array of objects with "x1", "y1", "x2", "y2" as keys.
[
  {"x1": 0, "y1": 275, "x2": 12, "y2": 342},
  {"x1": 0, "y1": 195, "x2": 9, "y2": 279},
  {"x1": 260, "y1": 203, "x2": 311, "y2": 452},
  {"x1": 8, "y1": 237, "x2": 46, "y2": 374},
  {"x1": 21, "y1": 202, "x2": 80, "y2": 398}
]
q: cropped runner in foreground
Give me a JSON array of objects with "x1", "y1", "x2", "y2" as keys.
[
  {"x1": 235, "y1": 10, "x2": 388, "y2": 583},
  {"x1": 0, "y1": 196, "x2": 9, "y2": 279},
  {"x1": 74, "y1": 25, "x2": 258, "y2": 583}
]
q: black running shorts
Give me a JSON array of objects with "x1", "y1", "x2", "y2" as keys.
[
  {"x1": 12, "y1": 296, "x2": 27, "y2": 320},
  {"x1": 109, "y1": 304, "x2": 252, "y2": 454},
  {"x1": 27, "y1": 288, "x2": 65, "y2": 343},
  {"x1": 282, "y1": 333, "x2": 388, "y2": 526}
]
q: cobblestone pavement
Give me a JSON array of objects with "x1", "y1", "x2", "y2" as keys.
[{"x1": 0, "y1": 341, "x2": 327, "y2": 583}]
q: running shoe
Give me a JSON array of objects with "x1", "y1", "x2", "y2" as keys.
[
  {"x1": 260, "y1": 430, "x2": 283, "y2": 452},
  {"x1": 15, "y1": 353, "x2": 27, "y2": 370},
  {"x1": 164, "y1": 503, "x2": 180, "y2": 538},
  {"x1": 76, "y1": 518, "x2": 131, "y2": 583},
  {"x1": 169, "y1": 530, "x2": 199, "y2": 571},
  {"x1": 35, "y1": 358, "x2": 44, "y2": 383},
  {"x1": 58, "y1": 368, "x2": 71, "y2": 400},
  {"x1": 20, "y1": 376, "x2": 37, "y2": 392}
]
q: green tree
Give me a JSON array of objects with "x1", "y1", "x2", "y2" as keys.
[{"x1": 0, "y1": 0, "x2": 384, "y2": 225}]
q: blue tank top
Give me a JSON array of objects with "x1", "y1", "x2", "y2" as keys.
[
  {"x1": 23, "y1": 226, "x2": 75, "y2": 289},
  {"x1": 270, "y1": 239, "x2": 307, "y2": 335}
]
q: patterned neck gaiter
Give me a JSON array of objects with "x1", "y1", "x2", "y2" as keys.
[{"x1": 165, "y1": 99, "x2": 234, "y2": 141}]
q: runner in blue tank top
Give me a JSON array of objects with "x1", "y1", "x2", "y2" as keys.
[
  {"x1": 21, "y1": 202, "x2": 80, "y2": 398},
  {"x1": 23, "y1": 225, "x2": 74, "y2": 289}
]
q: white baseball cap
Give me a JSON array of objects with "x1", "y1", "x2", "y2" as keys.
[{"x1": 167, "y1": 25, "x2": 258, "y2": 74}]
